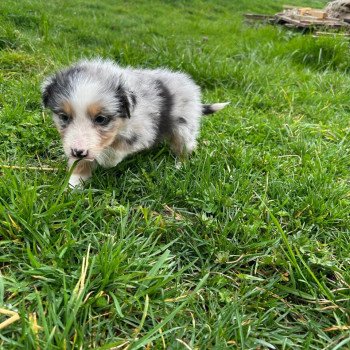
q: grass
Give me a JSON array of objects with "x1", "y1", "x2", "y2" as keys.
[{"x1": 0, "y1": 0, "x2": 350, "y2": 348}]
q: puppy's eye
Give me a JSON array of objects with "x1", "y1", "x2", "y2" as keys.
[
  {"x1": 58, "y1": 113, "x2": 70, "y2": 124},
  {"x1": 94, "y1": 115, "x2": 111, "y2": 126}
]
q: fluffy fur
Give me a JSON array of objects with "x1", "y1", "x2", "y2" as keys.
[{"x1": 42, "y1": 59, "x2": 229, "y2": 188}]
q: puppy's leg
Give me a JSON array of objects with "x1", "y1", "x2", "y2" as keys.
[
  {"x1": 170, "y1": 125, "x2": 199, "y2": 157},
  {"x1": 170, "y1": 134, "x2": 193, "y2": 157},
  {"x1": 97, "y1": 147, "x2": 128, "y2": 169},
  {"x1": 107, "y1": 151, "x2": 127, "y2": 167},
  {"x1": 68, "y1": 159, "x2": 96, "y2": 188}
]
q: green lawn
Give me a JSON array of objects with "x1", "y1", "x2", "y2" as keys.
[{"x1": 1, "y1": 0, "x2": 350, "y2": 348}]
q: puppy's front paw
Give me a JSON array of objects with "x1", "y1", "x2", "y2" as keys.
[{"x1": 68, "y1": 174, "x2": 85, "y2": 189}]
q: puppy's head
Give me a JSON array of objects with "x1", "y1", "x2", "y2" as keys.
[{"x1": 42, "y1": 60, "x2": 133, "y2": 162}]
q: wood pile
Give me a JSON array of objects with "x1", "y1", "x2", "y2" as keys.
[
  {"x1": 325, "y1": 0, "x2": 350, "y2": 20},
  {"x1": 245, "y1": 4, "x2": 350, "y2": 31}
]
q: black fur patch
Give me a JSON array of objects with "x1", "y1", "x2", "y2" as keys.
[
  {"x1": 42, "y1": 77, "x2": 58, "y2": 108},
  {"x1": 125, "y1": 134, "x2": 138, "y2": 145},
  {"x1": 178, "y1": 117, "x2": 187, "y2": 124},
  {"x1": 116, "y1": 84, "x2": 131, "y2": 118},
  {"x1": 117, "y1": 133, "x2": 138, "y2": 146},
  {"x1": 42, "y1": 65, "x2": 85, "y2": 109},
  {"x1": 130, "y1": 92, "x2": 137, "y2": 106},
  {"x1": 202, "y1": 104, "x2": 215, "y2": 115},
  {"x1": 155, "y1": 80, "x2": 173, "y2": 139}
]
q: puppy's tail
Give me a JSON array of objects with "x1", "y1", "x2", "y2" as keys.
[{"x1": 202, "y1": 102, "x2": 230, "y2": 115}]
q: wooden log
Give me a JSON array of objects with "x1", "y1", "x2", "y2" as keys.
[
  {"x1": 244, "y1": 13, "x2": 275, "y2": 21},
  {"x1": 275, "y1": 13, "x2": 350, "y2": 28},
  {"x1": 315, "y1": 31, "x2": 350, "y2": 36},
  {"x1": 303, "y1": 10, "x2": 327, "y2": 19},
  {"x1": 290, "y1": 14, "x2": 326, "y2": 22},
  {"x1": 275, "y1": 14, "x2": 310, "y2": 26}
]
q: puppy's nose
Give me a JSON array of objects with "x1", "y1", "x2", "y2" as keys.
[{"x1": 71, "y1": 148, "x2": 89, "y2": 159}]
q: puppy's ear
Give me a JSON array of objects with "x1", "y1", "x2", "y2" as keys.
[
  {"x1": 116, "y1": 84, "x2": 135, "y2": 119},
  {"x1": 41, "y1": 76, "x2": 56, "y2": 108}
]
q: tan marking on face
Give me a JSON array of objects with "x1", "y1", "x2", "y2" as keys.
[
  {"x1": 99, "y1": 118, "x2": 126, "y2": 149},
  {"x1": 62, "y1": 101, "x2": 74, "y2": 116},
  {"x1": 87, "y1": 102, "x2": 102, "y2": 118}
]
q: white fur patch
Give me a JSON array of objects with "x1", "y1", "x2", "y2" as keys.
[
  {"x1": 208, "y1": 102, "x2": 230, "y2": 112},
  {"x1": 68, "y1": 174, "x2": 85, "y2": 189}
]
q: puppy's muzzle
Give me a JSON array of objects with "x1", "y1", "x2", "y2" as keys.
[{"x1": 71, "y1": 148, "x2": 89, "y2": 159}]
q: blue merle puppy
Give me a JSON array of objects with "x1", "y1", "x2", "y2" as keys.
[{"x1": 42, "y1": 59, "x2": 229, "y2": 188}]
